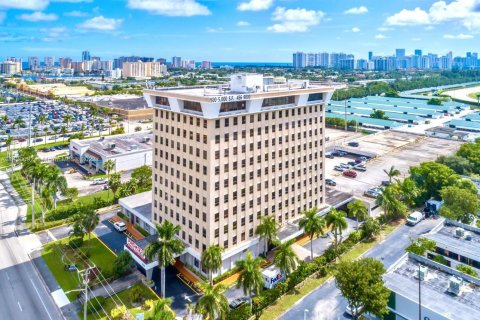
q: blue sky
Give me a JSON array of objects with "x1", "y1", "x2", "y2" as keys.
[{"x1": 0, "y1": 0, "x2": 479, "y2": 62}]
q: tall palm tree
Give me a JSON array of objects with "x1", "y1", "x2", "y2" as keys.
[
  {"x1": 394, "y1": 177, "x2": 419, "y2": 207},
  {"x1": 97, "y1": 118, "x2": 104, "y2": 137},
  {"x1": 325, "y1": 209, "x2": 348, "y2": 256},
  {"x1": 235, "y1": 251, "x2": 263, "y2": 304},
  {"x1": 32, "y1": 127, "x2": 39, "y2": 143},
  {"x1": 255, "y1": 216, "x2": 278, "y2": 256},
  {"x1": 0, "y1": 114, "x2": 8, "y2": 125},
  {"x1": 63, "y1": 114, "x2": 73, "y2": 128},
  {"x1": 103, "y1": 159, "x2": 115, "y2": 204},
  {"x1": 144, "y1": 221, "x2": 185, "y2": 298},
  {"x1": 4, "y1": 135, "x2": 13, "y2": 160},
  {"x1": 375, "y1": 186, "x2": 397, "y2": 221},
  {"x1": 298, "y1": 208, "x2": 326, "y2": 261},
  {"x1": 195, "y1": 283, "x2": 229, "y2": 320},
  {"x1": 71, "y1": 208, "x2": 100, "y2": 255},
  {"x1": 52, "y1": 126, "x2": 59, "y2": 142},
  {"x1": 60, "y1": 126, "x2": 67, "y2": 142},
  {"x1": 151, "y1": 298, "x2": 176, "y2": 320},
  {"x1": 383, "y1": 165, "x2": 401, "y2": 183},
  {"x1": 108, "y1": 173, "x2": 121, "y2": 204},
  {"x1": 347, "y1": 199, "x2": 368, "y2": 229},
  {"x1": 201, "y1": 245, "x2": 224, "y2": 285},
  {"x1": 42, "y1": 127, "x2": 49, "y2": 145},
  {"x1": 273, "y1": 239, "x2": 299, "y2": 275},
  {"x1": 45, "y1": 165, "x2": 67, "y2": 208},
  {"x1": 40, "y1": 186, "x2": 54, "y2": 226},
  {"x1": 14, "y1": 117, "x2": 24, "y2": 129},
  {"x1": 23, "y1": 158, "x2": 41, "y2": 228}
]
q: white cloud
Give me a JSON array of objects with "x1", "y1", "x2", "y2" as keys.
[
  {"x1": 237, "y1": 20, "x2": 250, "y2": 27},
  {"x1": 237, "y1": 0, "x2": 273, "y2": 11},
  {"x1": 443, "y1": 33, "x2": 474, "y2": 39},
  {"x1": 344, "y1": 6, "x2": 368, "y2": 15},
  {"x1": 385, "y1": 7, "x2": 431, "y2": 26},
  {"x1": 40, "y1": 26, "x2": 66, "y2": 37},
  {"x1": 127, "y1": 0, "x2": 211, "y2": 16},
  {"x1": 351, "y1": 27, "x2": 360, "y2": 32},
  {"x1": 375, "y1": 34, "x2": 387, "y2": 39},
  {"x1": 377, "y1": 26, "x2": 393, "y2": 32},
  {"x1": 0, "y1": 12, "x2": 5, "y2": 24},
  {"x1": 206, "y1": 27, "x2": 223, "y2": 33},
  {"x1": 0, "y1": 0, "x2": 49, "y2": 10},
  {"x1": 78, "y1": 16, "x2": 123, "y2": 31},
  {"x1": 19, "y1": 11, "x2": 58, "y2": 22},
  {"x1": 64, "y1": 10, "x2": 88, "y2": 17},
  {"x1": 267, "y1": 7, "x2": 324, "y2": 33}
]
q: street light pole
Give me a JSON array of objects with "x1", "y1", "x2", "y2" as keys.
[
  {"x1": 304, "y1": 308, "x2": 309, "y2": 320},
  {"x1": 418, "y1": 263, "x2": 422, "y2": 320},
  {"x1": 28, "y1": 102, "x2": 32, "y2": 147}
]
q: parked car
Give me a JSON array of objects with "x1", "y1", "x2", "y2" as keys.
[
  {"x1": 348, "y1": 141, "x2": 359, "y2": 147},
  {"x1": 326, "y1": 178, "x2": 337, "y2": 186},
  {"x1": 50, "y1": 147, "x2": 56, "y2": 151},
  {"x1": 91, "y1": 178, "x2": 108, "y2": 185},
  {"x1": 35, "y1": 138, "x2": 43, "y2": 142},
  {"x1": 347, "y1": 161, "x2": 357, "y2": 167},
  {"x1": 359, "y1": 156, "x2": 368, "y2": 161},
  {"x1": 229, "y1": 297, "x2": 250, "y2": 309},
  {"x1": 354, "y1": 158, "x2": 363, "y2": 164},
  {"x1": 325, "y1": 152, "x2": 334, "y2": 159},
  {"x1": 381, "y1": 180, "x2": 392, "y2": 187},
  {"x1": 343, "y1": 170, "x2": 357, "y2": 178},
  {"x1": 42, "y1": 148, "x2": 49, "y2": 152},
  {"x1": 113, "y1": 221, "x2": 127, "y2": 232},
  {"x1": 364, "y1": 187, "x2": 382, "y2": 198},
  {"x1": 354, "y1": 164, "x2": 367, "y2": 171},
  {"x1": 406, "y1": 211, "x2": 425, "y2": 226},
  {"x1": 334, "y1": 165, "x2": 346, "y2": 172}
]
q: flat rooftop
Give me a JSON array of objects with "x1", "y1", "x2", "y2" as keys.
[
  {"x1": 119, "y1": 191, "x2": 152, "y2": 221},
  {"x1": 425, "y1": 224, "x2": 480, "y2": 262},
  {"x1": 95, "y1": 97, "x2": 149, "y2": 110},
  {"x1": 73, "y1": 132, "x2": 153, "y2": 157},
  {"x1": 449, "y1": 119, "x2": 480, "y2": 131},
  {"x1": 384, "y1": 257, "x2": 480, "y2": 320}
]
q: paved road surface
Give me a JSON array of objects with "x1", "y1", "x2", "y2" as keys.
[
  {"x1": 0, "y1": 177, "x2": 63, "y2": 320},
  {"x1": 280, "y1": 218, "x2": 443, "y2": 320}
]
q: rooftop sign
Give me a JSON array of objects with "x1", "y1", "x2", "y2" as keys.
[{"x1": 208, "y1": 94, "x2": 251, "y2": 103}]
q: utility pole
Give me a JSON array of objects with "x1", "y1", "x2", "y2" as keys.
[
  {"x1": 78, "y1": 265, "x2": 95, "y2": 320},
  {"x1": 418, "y1": 263, "x2": 422, "y2": 320},
  {"x1": 28, "y1": 102, "x2": 32, "y2": 147}
]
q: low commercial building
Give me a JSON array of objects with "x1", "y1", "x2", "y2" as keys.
[
  {"x1": 69, "y1": 132, "x2": 152, "y2": 173},
  {"x1": 119, "y1": 191, "x2": 156, "y2": 235},
  {"x1": 425, "y1": 126, "x2": 473, "y2": 141}
]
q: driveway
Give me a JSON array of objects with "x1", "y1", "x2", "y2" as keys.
[
  {"x1": 304, "y1": 218, "x2": 358, "y2": 257},
  {"x1": 279, "y1": 217, "x2": 444, "y2": 320}
]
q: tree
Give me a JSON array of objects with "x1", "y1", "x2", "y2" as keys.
[
  {"x1": 103, "y1": 159, "x2": 116, "y2": 204},
  {"x1": 45, "y1": 165, "x2": 67, "y2": 208},
  {"x1": 38, "y1": 114, "x2": 47, "y2": 143},
  {"x1": 52, "y1": 126, "x2": 59, "y2": 142},
  {"x1": 60, "y1": 126, "x2": 68, "y2": 141},
  {"x1": 405, "y1": 238, "x2": 436, "y2": 256},
  {"x1": 298, "y1": 208, "x2": 325, "y2": 261},
  {"x1": 455, "y1": 178, "x2": 478, "y2": 195},
  {"x1": 410, "y1": 162, "x2": 458, "y2": 200},
  {"x1": 325, "y1": 209, "x2": 348, "y2": 253},
  {"x1": 394, "y1": 177, "x2": 419, "y2": 207},
  {"x1": 71, "y1": 208, "x2": 100, "y2": 255},
  {"x1": 370, "y1": 110, "x2": 389, "y2": 120},
  {"x1": 273, "y1": 239, "x2": 299, "y2": 275},
  {"x1": 62, "y1": 187, "x2": 79, "y2": 201},
  {"x1": 437, "y1": 155, "x2": 474, "y2": 175},
  {"x1": 112, "y1": 250, "x2": 134, "y2": 277},
  {"x1": 144, "y1": 221, "x2": 185, "y2": 298},
  {"x1": 255, "y1": 216, "x2": 278, "y2": 256},
  {"x1": 347, "y1": 200, "x2": 368, "y2": 229},
  {"x1": 456, "y1": 141, "x2": 480, "y2": 174},
  {"x1": 135, "y1": 126, "x2": 142, "y2": 132},
  {"x1": 383, "y1": 165, "x2": 400, "y2": 183},
  {"x1": 195, "y1": 283, "x2": 229, "y2": 320},
  {"x1": 152, "y1": 298, "x2": 176, "y2": 320},
  {"x1": 201, "y1": 245, "x2": 224, "y2": 285},
  {"x1": 439, "y1": 186, "x2": 479, "y2": 224},
  {"x1": 427, "y1": 98, "x2": 443, "y2": 105},
  {"x1": 361, "y1": 218, "x2": 381, "y2": 240},
  {"x1": 14, "y1": 117, "x2": 25, "y2": 129},
  {"x1": 40, "y1": 186, "x2": 54, "y2": 226},
  {"x1": 376, "y1": 186, "x2": 407, "y2": 221},
  {"x1": 235, "y1": 251, "x2": 263, "y2": 305},
  {"x1": 108, "y1": 173, "x2": 121, "y2": 203},
  {"x1": 457, "y1": 264, "x2": 478, "y2": 278},
  {"x1": 63, "y1": 114, "x2": 73, "y2": 127},
  {"x1": 335, "y1": 258, "x2": 390, "y2": 320},
  {"x1": 131, "y1": 165, "x2": 152, "y2": 187},
  {"x1": 4, "y1": 135, "x2": 13, "y2": 161}
]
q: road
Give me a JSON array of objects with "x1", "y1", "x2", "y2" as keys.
[
  {"x1": 280, "y1": 218, "x2": 444, "y2": 320},
  {"x1": 0, "y1": 176, "x2": 63, "y2": 320}
]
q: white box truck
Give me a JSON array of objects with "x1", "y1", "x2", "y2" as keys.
[{"x1": 261, "y1": 265, "x2": 286, "y2": 289}]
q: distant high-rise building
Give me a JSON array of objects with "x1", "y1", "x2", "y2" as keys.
[
  {"x1": 172, "y1": 56, "x2": 182, "y2": 68},
  {"x1": 0, "y1": 61, "x2": 22, "y2": 75},
  {"x1": 368, "y1": 51, "x2": 373, "y2": 61},
  {"x1": 414, "y1": 49, "x2": 422, "y2": 56},
  {"x1": 395, "y1": 49, "x2": 406, "y2": 58},
  {"x1": 292, "y1": 52, "x2": 307, "y2": 68},
  {"x1": 100, "y1": 60, "x2": 113, "y2": 71},
  {"x1": 123, "y1": 61, "x2": 167, "y2": 78},
  {"x1": 82, "y1": 51, "x2": 90, "y2": 61},
  {"x1": 356, "y1": 59, "x2": 368, "y2": 70},
  {"x1": 316, "y1": 52, "x2": 329, "y2": 67},
  {"x1": 157, "y1": 58, "x2": 167, "y2": 65},
  {"x1": 28, "y1": 56, "x2": 40, "y2": 70},
  {"x1": 58, "y1": 57, "x2": 72, "y2": 69},
  {"x1": 44, "y1": 56, "x2": 54, "y2": 68},
  {"x1": 201, "y1": 61, "x2": 212, "y2": 69}
]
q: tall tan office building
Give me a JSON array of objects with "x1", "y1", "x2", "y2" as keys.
[{"x1": 144, "y1": 74, "x2": 333, "y2": 274}]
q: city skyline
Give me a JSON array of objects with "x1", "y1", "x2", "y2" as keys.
[{"x1": 0, "y1": 0, "x2": 479, "y2": 61}]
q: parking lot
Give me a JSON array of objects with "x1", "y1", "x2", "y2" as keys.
[{"x1": 325, "y1": 131, "x2": 463, "y2": 203}]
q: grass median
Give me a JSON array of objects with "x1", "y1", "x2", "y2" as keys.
[{"x1": 258, "y1": 221, "x2": 402, "y2": 320}]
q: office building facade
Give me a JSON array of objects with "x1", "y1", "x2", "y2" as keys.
[{"x1": 144, "y1": 73, "x2": 333, "y2": 274}]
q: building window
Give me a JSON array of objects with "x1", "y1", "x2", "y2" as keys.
[
  {"x1": 155, "y1": 96, "x2": 170, "y2": 106},
  {"x1": 262, "y1": 96, "x2": 295, "y2": 107},
  {"x1": 183, "y1": 100, "x2": 202, "y2": 112},
  {"x1": 307, "y1": 93, "x2": 323, "y2": 102},
  {"x1": 220, "y1": 101, "x2": 247, "y2": 113}
]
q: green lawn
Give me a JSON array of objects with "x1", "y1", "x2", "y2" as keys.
[
  {"x1": 83, "y1": 284, "x2": 158, "y2": 320},
  {"x1": 42, "y1": 234, "x2": 116, "y2": 301},
  {"x1": 258, "y1": 220, "x2": 402, "y2": 320}
]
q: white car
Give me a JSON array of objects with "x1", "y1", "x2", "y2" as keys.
[
  {"x1": 91, "y1": 178, "x2": 108, "y2": 185},
  {"x1": 345, "y1": 304, "x2": 363, "y2": 317},
  {"x1": 113, "y1": 221, "x2": 127, "y2": 232}
]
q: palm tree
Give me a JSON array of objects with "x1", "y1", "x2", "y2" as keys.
[
  {"x1": 63, "y1": 114, "x2": 73, "y2": 128},
  {"x1": 235, "y1": 251, "x2": 263, "y2": 305},
  {"x1": 201, "y1": 245, "x2": 224, "y2": 285},
  {"x1": 298, "y1": 208, "x2": 326, "y2": 261},
  {"x1": 40, "y1": 186, "x2": 54, "y2": 225},
  {"x1": 73, "y1": 208, "x2": 100, "y2": 254},
  {"x1": 45, "y1": 165, "x2": 67, "y2": 208},
  {"x1": 43, "y1": 127, "x2": 49, "y2": 145},
  {"x1": 151, "y1": 298, "x2": 176, "y2": 320},
  {"x1": 144, "y1": 221, "x2": 185, "y2": 298},
  {"x1": 52, "y1": 126, "x2": 59, "y2": 142},
  {"x1": 103, "y1": 159, "x2": 115, "y2": 204},
  {"x1": 394, "y1": 177, "x2": 419, "y2": 207},
  {"x1": 383, "y1": 165, "x2": 401, "y2": 183},
  {"x1": 273, "y1": 239, "x2": 299, "y2": 275},
  {"x1": 32, "y1": 127, "x2": 39, "y2": 143},
  {"x1": 14, "y1": 117, "x2": 24, "y2": 129},
  {"x1": 108, "y1": 173, "x2": 121, "y2": 204},
  {"x1": 255, "y1": 216, "x2": 278, "y2": 257},
  {"x1": 0, "y1": 114, "x2": 8, "y2": 125},
  {"x1": 325, "y1": 209, "x2": 348, "y2": 257},
  {"x1": 60, "y1": 126, "x2": 67, "y2": 141},
  {"x1": 376, "y1": 186, "x2": 397, "y2": 221},
  {"x1": 23, "y1": 158, "x2": 41, "y2": 228},
  {"x1": 195, "y1": 283, "x2": 229, "y2": 320},
  {"x1": 347, "y1": 199, "x2": 368, "y2": 229},
  {"x1": 97, "y1": 118, "x2": 104, "y2": 137}
]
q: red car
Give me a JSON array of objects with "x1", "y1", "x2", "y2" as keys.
[{"x1": 343, "y1": 170, "x2": 357, "y2": 178}]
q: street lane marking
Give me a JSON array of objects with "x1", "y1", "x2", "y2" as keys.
[
  {"x1": 17, "y1": 301, "x2": 22, "y2": 312},
  {"x1": 47, "y1": 230, "x2": 57, "y2": 241},
  {"x1": 29, "y1": 278, "x2": 53, "y2": 320}
]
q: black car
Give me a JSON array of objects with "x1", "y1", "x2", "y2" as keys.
[
  {"x1": 326, "y1": 179, "x2": 337, "y2": 186},
  {"x1": 229, "y1": 297, "x2": 250, "y2": 309},
  {"x1": 381, "y1": 180, "x2": 392, "y2": 187},
  {"x1": 348, "y1": 141, "x2": 359, "y2": 147}
]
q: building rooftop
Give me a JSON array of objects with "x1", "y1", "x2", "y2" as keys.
[
  {"x1": 384, "y1": 256, "x2": 480, "y2": 320},
  {"x1": 118, "y1": 191, "x2": 152, "y2": 221},
  {"x1": 449, "y1": 119, "x2": 480, "y2": 131},
  {"x1": 325, "y1": 112, "x2": 404, "y2": 128},
  {"x1": 425, "y1": 126, "x2": 471, "y2": 138},
  {"x1": 95, "y1": 97, "x2": 149, "y2": 110},
  {"x1": 72, "y1": 132, "x2": 153, "y2": 157}
]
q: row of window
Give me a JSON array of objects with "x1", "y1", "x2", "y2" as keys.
[{"x1": 215, "y1": 114, "x2": 321, "y2": 129}]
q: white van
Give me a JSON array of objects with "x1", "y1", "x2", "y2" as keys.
[{"x1": 406, "y1": 211, "x2": 424, "y2": 226}]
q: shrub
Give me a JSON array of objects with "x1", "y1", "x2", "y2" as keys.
[
  {"x1": 348, "y1": 230, "x2": 363, "y2": 243},
  {"x1": 134, "y1": 224, "x2": 150, "y2": 237},
  {"x1": 213, "y1": 265, "x2": 240, "y2": 284},
  {"x1": 457, "y1": 264, "x2": 478, "y2": 278},
  {"x1": 117, "y1": 211, "x2": 128, "y2": 220},
  {"x1": 112, "y1": 250, "x2": 134, "y2": 277},
  {"x1": 131, "y1": 286, "x2": 144, "y2": 304},
  {"x1": 83, "y1": 296, "x2": 106, "y2": 314},
  {"x1": 68, "y1": 236, "x2": 84, "y2": 249},
  {"x1": 110, "y1": 305, "x2": 128, "y2": 319},
  {"x1": 228, "y1": 303, "x2": 252, "y2": 320},
  {"x1": 433, "y1": 254, "x2": 449, "y2": 266},
  {"x1": 93, "y1": 197, "x2": 107, "y2": 208}
]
